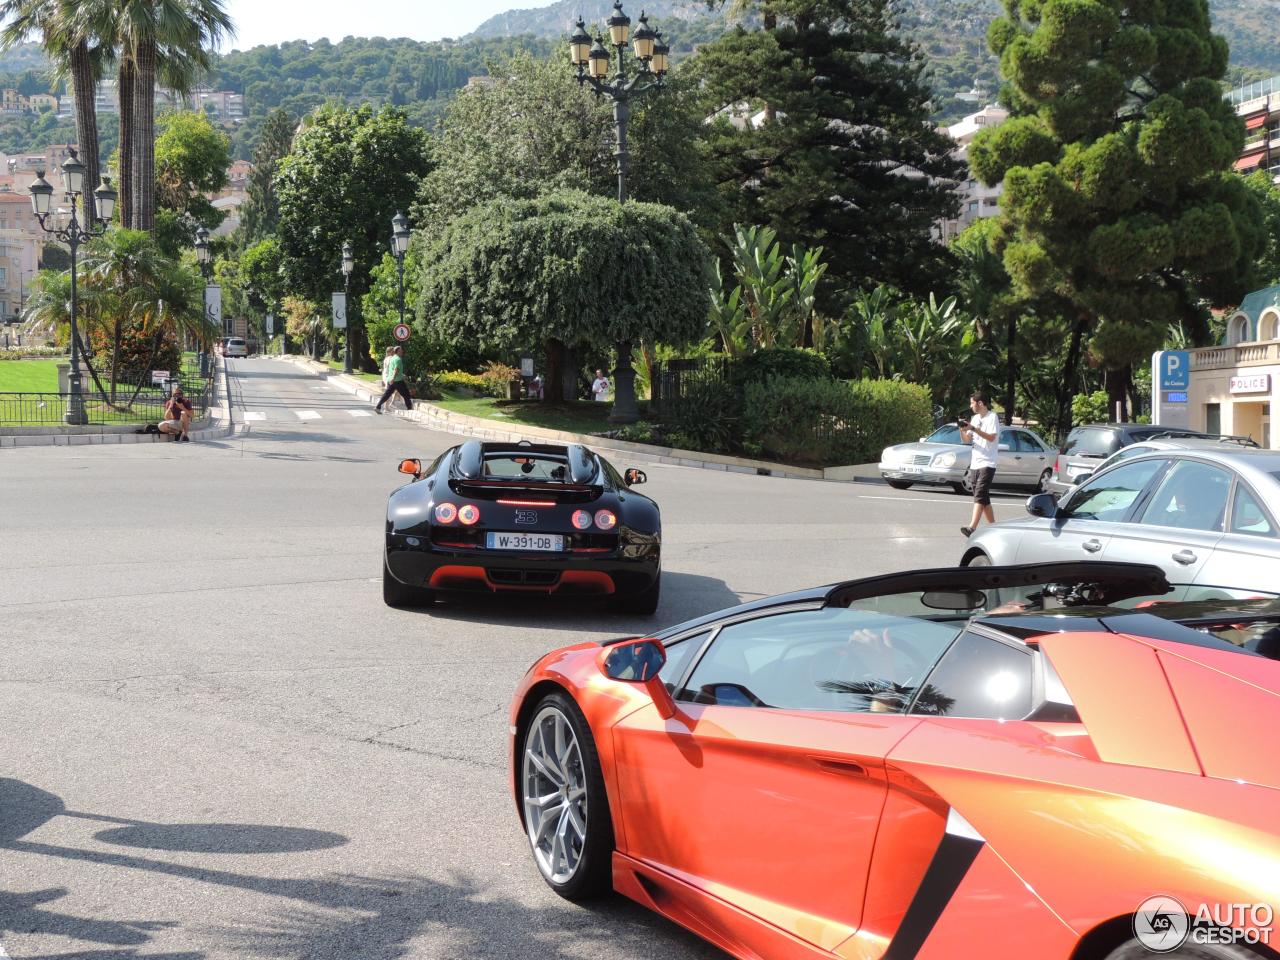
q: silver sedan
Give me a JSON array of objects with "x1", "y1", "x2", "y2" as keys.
[
  {"x1": 879, "y1": 424, "x2": 1055, "y2": 494},
  {"x1": 961, "y1": 447, "x2": 1280, "y2": 595}
]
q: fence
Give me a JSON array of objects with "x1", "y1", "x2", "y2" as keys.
[
  {"x1": 650, "y1": 356, "x2": 732, "y2": 417},
  {"x1": 0, "y1": 363, "x2": 212, "y2": 427}
]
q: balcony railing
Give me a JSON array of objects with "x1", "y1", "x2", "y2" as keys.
[{"x1": 1190, "y1": 341, "x2": 1280, "y2": 371}]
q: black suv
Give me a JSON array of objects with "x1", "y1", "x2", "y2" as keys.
[{"x1": 1045, "y1": 423, "x2": 1212, "y2": 497}]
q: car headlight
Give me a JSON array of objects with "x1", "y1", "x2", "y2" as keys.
[
  {"x1": 881, "y1": 447, "x2": 899, "y2": 464},
  {"x1": 933, "y1": 452, "x2": 957, "y2": 468}
]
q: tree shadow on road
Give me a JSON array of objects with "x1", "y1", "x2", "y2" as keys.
[{"x1": 0, "y1": 778, "x2": 723, "y2": 960}]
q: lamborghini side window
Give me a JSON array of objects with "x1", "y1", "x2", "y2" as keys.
[
  {"x1": 657, "y1": 631, "x2": 709, "y2": 692},
  {"x1": 909, "y1": 631, "x2": 1033, "y2": 720},
  {"x1": 679, "y1": 607, "x2": 956, "y2": 712}
]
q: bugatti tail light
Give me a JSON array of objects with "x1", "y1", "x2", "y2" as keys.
[
  {"x1": 434, "y1": 503, "x2": 458, "y2": 524},
  {"x1": 458, "y1": 504, "x2": 481, "y2": 525},
  {"x1": 594, "y1": 509, "x2": 617, "y2": 530},
  {"x1": 572, "y1": 509, "x2": 593, "y2": 530}
]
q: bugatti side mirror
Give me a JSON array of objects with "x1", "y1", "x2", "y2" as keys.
[
  {"x1": 398, "y1": 458, "x2": 422, "y2": 479},
  {"x1": 624, "y1": 468, "x2": 647, "y2": 485},
  {"x1": 1026, "y1": 493, "x2": 1058, "y2": 519},
  {"x1": 602, "y1": 639, "x2": 675, "y2": 719}
]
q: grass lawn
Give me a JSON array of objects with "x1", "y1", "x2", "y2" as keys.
[
  {"x1": 326, "y1": 359, "x2": 383, "y2": 383},
  {"x1": 432, "y1": 393, "x2": 643, "y2": 436},
  {"x1": 0, "y1": 359, "x2": 60, "y2": 392}
]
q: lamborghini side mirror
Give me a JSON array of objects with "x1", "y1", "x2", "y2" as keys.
[{"x1": 602, "y1": 639, "x2": 675, "y2": 718}]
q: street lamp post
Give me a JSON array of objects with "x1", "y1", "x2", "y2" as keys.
[
  {"x1": 194, "y1": 225, "x2": 213, "y2": 376},
  {"x1": 29, "y1": 149, "x2": 116, "y2": 425},
  {"x1": 570, "y1": 3, "x2": 668, "y2": 422},
  {"x1": 391, "y1": 211, "x2": 410, "y2": 333},
  {"x1": 341, "y1": 240, "x2": 354, "y2": 375}
]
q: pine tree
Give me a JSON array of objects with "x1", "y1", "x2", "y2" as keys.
[
  {"x1": 969, "y1": 0, "x2": 1264, "y2": 420},
  {"x1": 693, "y1": 0, "x2": 964, "y2": 295},
  {"x1": 240, "y1": 107, "x2": 295, "y2": 243}
]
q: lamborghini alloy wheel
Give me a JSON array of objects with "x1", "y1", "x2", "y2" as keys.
[{"x1": 520, "y1": 693, "x2": 613, "y2": 899}]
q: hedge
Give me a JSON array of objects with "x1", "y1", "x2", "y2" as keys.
[{"x1": 743, "y1": 377, "x2": 933, "y2": 465}]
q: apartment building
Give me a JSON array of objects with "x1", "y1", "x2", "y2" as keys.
[
  {"x1": 1230, "y1": 77, "x2": 1280, "y2": 180},
  {"x1": 0, "y1": 192, "x2": 44, "y2": 324},
  {"x1": 935, "y1": 103, "x2": 1009, "y2": 242},
  {"x1": 60, "y1": 81, "x2": 245, "y2": 121}
]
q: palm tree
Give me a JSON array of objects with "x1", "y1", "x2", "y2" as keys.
[
  {"x1": 115, "y1": 0, "x2": 234, "y2": 230},
  {"x1": 120, "y1": 258, "x2": 210, "y2": 406},
  {"x1": 22, "y1": 268, "x2": 111, "y2": 398},
  {"x1": 80, "y1": 228, "x2": 168, "y2": 399},
  {"x1": 0, "y1": 0, "x2": 107, "y2": 224}
]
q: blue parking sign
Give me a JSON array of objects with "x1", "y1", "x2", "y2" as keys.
[{"x1": 1159, "y1": 351, "x2": 1189, "y2": 390}]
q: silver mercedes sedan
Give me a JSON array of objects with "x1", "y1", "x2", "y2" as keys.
[
  {"x1": 879, "y1": 423, "x2": 1055, "y2": 494},
  {"x1": 961, "y1": 447, "x2": 1280, "y2": 594}
]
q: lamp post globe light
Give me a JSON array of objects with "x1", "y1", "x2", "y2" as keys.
[
  {"x1": 29, "y1": 148, "x2": 116, "y2": 425},
  {"x1": 569, "y1": 2, "x2": 669, "y2": 422},
  {"x1": 391, "y1": 211, "x2": 410, "y2": 333},
  {"x1": 341, "y1": 240, "x2": 354, "y2": 375}
]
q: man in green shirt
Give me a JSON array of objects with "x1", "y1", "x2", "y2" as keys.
[{"x1": 375, "y1": 346, "x2": 414, "y2": 413}]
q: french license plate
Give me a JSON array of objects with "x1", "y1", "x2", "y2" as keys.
[
  {"x1": 901, "y1": 465, "x2": 924, "y2": 474},
  {"x1": 486, "y1": 531, "x2": 564, "y2": 552}
]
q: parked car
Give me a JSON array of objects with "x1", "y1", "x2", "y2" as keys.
[
  {"x1": 879, "y1": 423, "x2": 1055, "y2": 494},
  {"x1": 223, "y1": 337, "x2": 248, "y2": 358},
  {"x1": 383, "y1": 439, "x2": 661, "y2": 613},
  {"x1": 1044, "y1": 422, "x2": 1219, "y2": 497},
  {"x1": 1072, "y1": 435, "x2": 1261, "y2": 486},
  {"x1": 510, "y1": 560, "x2": 1280, "y2": 960},
  {"x1": 962, "y1": 447, "x2": 1280, "y2": 594}
]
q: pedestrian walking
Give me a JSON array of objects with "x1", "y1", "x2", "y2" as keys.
[
  {"x1": 591, "y1": 368, "x2": 610, "y2": 403},
  {"x1": 375, "y1": 346, "x2": 413, "y2": 414},
  {"x1": 959, "y1": 391, "x2": 999, "y2": 537}
]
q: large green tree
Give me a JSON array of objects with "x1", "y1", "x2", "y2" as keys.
[
  {"x1": 415, "y1": 53, "x2": 721, "y2": 239},
  {"x1": 154, "y1": 110, "x2": 230, "y2": 230},
  {"x1": 274, "y1": 103, "x2": 429, "y2": 371},
  {"x1": 691, "y1": 0, "x2": 964, "y2": 295},
  {"x1": 418, "y1": 189, "x2": 713, "y2": 421},
  {"x1": 969, "y1": 0, "x2": 1264, "y2": 422}
]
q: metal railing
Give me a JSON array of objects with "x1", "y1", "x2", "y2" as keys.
[
  {"x1": 0, "y1": 363, "x2": 212, "y2": 426},
  {"x1": 650, "y1": 356, "x2": 731, "y2": 416}
]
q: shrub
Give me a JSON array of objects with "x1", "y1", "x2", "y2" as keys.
[
  {"x1": 434, "y1": 370, "x2": 488, "y2": 395},
  {"x1": 1071, "y1": 389, "x2": 1110, "y2": 425},
  {"x1": 733, "y1": 347, "x2": 831, "y2": 387},
  {"x1": 0, "y1": 346, "x2": 66, "y2": 359},
  {"x1": 88, "y1": 324, "x2": 180, "y2": 385},
  {"x1": 667, "y1": 378, "x2": 741, "y2": 453},
  {"x1": 479, "y1": 360, "x2": 520, "y2": 397},
  {"x1": 613, "y1": 420, "x2": 662, "y2": 444},
  {"x1": 743, "y1": 377, "x2": 933, "y2": 465}
]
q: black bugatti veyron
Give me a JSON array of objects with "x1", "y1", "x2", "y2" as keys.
[{"x1": 383, "y1": 440, "x2": 662, "y2": 613}]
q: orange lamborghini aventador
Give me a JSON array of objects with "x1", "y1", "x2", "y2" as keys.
[{"x1": 508, "y1": 561, "x2": 1280, "y2": 960}]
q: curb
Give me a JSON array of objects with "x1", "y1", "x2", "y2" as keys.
[
  {"x1": 270, "y1": 355, "x2": 874, "y2": 483},
  {"x1": 1, "y1": 357, "x2": 236, "y2": 448}
]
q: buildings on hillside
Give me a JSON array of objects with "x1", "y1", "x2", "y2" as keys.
[
  {"x1": 56, "y1": 81, "x2": 245, "y2": 123},
  {"x1": 935, "y1": 103, "x2": 1009, "y2": 243},
  {"x1": 1229, "y1": 77, "x2": 1280, "y2": 181}
]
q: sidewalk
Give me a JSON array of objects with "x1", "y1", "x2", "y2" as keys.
[
  {"x1": 0, "y1": 358, "x2": 236, "y2": 448},
  {"x1": 274, "y1": 355, "x2": 887, "y2": 484}
]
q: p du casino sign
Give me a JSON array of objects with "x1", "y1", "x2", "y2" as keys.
[{"x1": 1153, "y1": 350, "x2": 1191, "y2": 429}]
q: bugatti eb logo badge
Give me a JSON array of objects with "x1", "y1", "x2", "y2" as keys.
[{"x1": 514, "y1": 510, "x2": 538, "y2": 524}]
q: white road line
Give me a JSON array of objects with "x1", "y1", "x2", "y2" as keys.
[
  {"x1": 295, "y1": 410, "x2": 322, "y2": 420},
  {"x1": 243, "y1": 411, "x2": 266, "y2": 422},
  {"x1": 346, "y1": 409, "x2": 373, "y2": 417}
]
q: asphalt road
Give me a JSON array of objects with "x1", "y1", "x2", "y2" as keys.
[{"x1": 0, "y1": 358, "x2": 1028, "y2": 960}]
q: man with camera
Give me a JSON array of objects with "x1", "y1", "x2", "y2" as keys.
[
  {"x1": 159, "y1": 385, "x2": 193, "y2": 442},
  {"x1": 959, "y1": 391, "x2": 999, "y2": 537}
]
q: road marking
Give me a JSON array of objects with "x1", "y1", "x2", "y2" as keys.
[
  {"x1": 295, "y1": 410, "x2": 321, "y2": 420},
  {"x1": 243, "y1": 411, "x2": 266, "y2": 422},
  {"x1": 346, "y1": 409, "x2": 373, "y2": 417}
]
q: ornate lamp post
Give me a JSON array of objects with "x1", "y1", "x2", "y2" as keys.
[
  {"x1": 29, "y1": 149, "x2": 116, "y2": 425},
  {"x1": 391, "y1": 211, "x2": 410, "y2": 333},
  {"x1": 194, "y1": 225, "x2": 214, "y2": 375},
  {"x1": 341, "y1": 240, "x2": 354, "y2": 375},
  {"x1": 569, "y1": 4, "x2": 669, "y2": 421}
]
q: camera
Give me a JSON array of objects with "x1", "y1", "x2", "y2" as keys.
[{"x1": 956, "y1": 416, "x2": 968, "y2": 428}]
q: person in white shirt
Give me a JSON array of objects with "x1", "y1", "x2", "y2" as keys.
[
  {"x1": 591, "y1": 369, "x2": 610, "y2": 402},
  {"x1": 959, "y1": 391, "x2": 1000, "y2": 538}
]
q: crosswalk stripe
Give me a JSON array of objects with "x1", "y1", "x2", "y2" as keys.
[
  {"x1": 347, "y1": 409, "x2": 373, "y2": 417},
  {"x1": 295, "y1": 410, "x2": 321, "y2": 420},
  {"x1": 243, "y1": 411, "x2": 266, "y2": 421}
]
